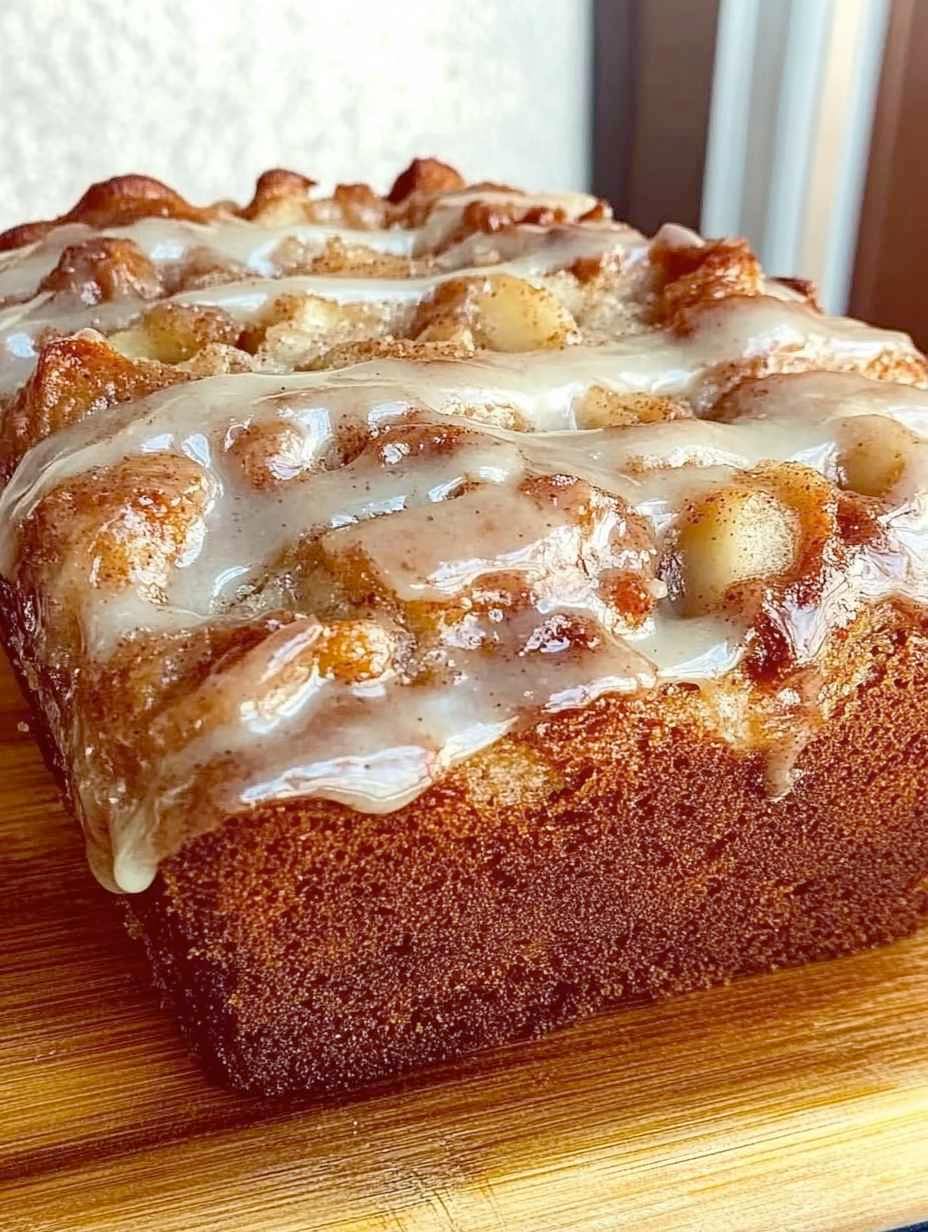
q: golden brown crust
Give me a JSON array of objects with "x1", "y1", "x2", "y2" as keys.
[
  {"x1": 647, "y1": 235, "x2": 770, "y2": 331},
  {"x1": 387, "y1": 156, "x2": 466, "y2": 203},
  {"x1": 240, "y1": 168, "x2": 318, "y2": 220},
  {"x1": 115, "y1": 603, "x2": 928, "y2": 1093},
  {"x1": 0, "y1": 334, "x2": 187, "y2": 483},
  {"x1": 2, "y1": 159, "x2": 928, "y2": 1097},
  {"x1": 0, "y1": 174, "x2": 221, "y2": 251},
  {"x1": 38, "y1": 237, "x2": 163, "y2": 304},
  {"x1": 15, "y1": 454, "x2": 211, "y2": 665},
  {"x1": 437, "y1": 200, "x2": 569, "y2": 250},
  {"x1": 1, "y1": 157, "x2": 463, "y2": 251}
]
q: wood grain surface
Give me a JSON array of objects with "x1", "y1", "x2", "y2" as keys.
[{"x1": 0, "y1": 651, "x2": 926, "y2": 1232}]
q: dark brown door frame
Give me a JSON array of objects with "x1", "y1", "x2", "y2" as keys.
[
  {"x1": 851, "y1": 0, "x2": 928, "y2": 346},
  {"x1": 592, "y1": 0, "x2": 720, "y2": 232},
  {"x1": 592, "y1": 0, "x2": 638, "y2": 217}
]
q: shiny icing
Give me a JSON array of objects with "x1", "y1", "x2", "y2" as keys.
[{"x1": 1, "y1": 178, "x2": 927, "y2": 892}]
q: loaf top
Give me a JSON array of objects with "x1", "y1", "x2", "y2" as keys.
[{"x1": 1, "y1": 158, "x2": 928, "y2": 891}]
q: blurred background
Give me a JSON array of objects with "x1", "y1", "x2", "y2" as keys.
[{"x1": 0, "y1": 0, "x2": 923, "y2": 340}]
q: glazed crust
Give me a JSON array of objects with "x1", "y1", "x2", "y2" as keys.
[
  {"x1": 118, "y1": 606, "x2": 928, "y2": 1094},
  {"x1": 3, "y1": 160, "x2": 928, "y2": 1095}
]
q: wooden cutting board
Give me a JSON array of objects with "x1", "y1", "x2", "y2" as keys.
[{"x1": 1, "y1": 651, "x2": 926, "y2": 1232}]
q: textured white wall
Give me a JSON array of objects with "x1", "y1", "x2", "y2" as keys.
[{"x1": 0, "y1": 0, "x2": 592, "y2": 230}]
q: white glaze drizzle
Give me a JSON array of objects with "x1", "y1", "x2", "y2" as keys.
[
  {"x1": 2, "y1": 177, "x2": 928, "y2": 892},
  {"x1": 0, "y1": 187, "x2": 604, "y2": 301},
  {"x1": 6, "y1": 363, "x2": 928, "y2": 892},
  {"x1": 0, "y1": 222, "x2": 647, "y2": 394}
]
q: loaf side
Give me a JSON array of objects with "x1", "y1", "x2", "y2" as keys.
[{"x1": 1, "y1": 160, "x2": 928, "y2": 1092}]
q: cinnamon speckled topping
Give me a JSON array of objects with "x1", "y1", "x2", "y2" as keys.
[{"x1": 1, "y1": 158, "x2": 928, "y2": 891}]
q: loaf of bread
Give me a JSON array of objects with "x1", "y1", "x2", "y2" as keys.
[{"x1": 2, "y1": 160, "x2": 927, "y2": 1093}]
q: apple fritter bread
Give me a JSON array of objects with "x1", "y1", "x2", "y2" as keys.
[{"x1": 1, "y1": 158, "x2": 927, "y2": 1093}]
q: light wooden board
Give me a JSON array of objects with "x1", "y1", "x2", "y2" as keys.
[{"x1": 0, "y1": 651, "x2": 926, "y2": 1232}]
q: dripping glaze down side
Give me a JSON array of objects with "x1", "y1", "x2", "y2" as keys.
[
  {"x1": 2, "y1": 167, "x2": 928, "y2": 893},
  {"x1": 4, "y1": 362, "x2": 928, "y2": 891}
]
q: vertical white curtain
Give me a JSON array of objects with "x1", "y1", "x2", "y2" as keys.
[{"x1": 701, "y1": 0, "x2": 889, "y2": 313}]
